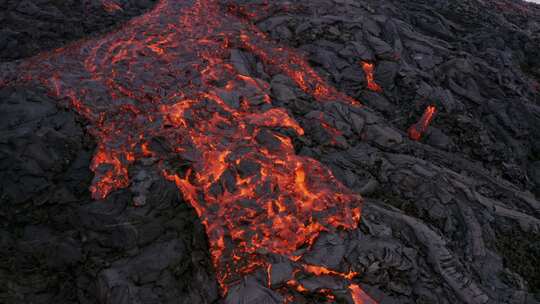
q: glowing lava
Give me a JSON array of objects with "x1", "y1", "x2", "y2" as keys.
[
  {"x1": 408, "y1": 105, "x2": 437, "y2": 141},
  {"x1": 361, "y1": 61, "x2": 382, "y2": 93},
  {"x1": 2, "y1": 0, "x2": 376, "y2": 302},
  {"x1": 359, "y1": 61, "x2": 437, "y2": 142}
]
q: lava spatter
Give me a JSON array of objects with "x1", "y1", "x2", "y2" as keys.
[{"x1": 4, "y1": 0, "x2": 375, "y2": 302}]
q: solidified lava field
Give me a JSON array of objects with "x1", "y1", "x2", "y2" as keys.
[{"x1": 1, "y1": 0, "x2": 540, "y2": 304}]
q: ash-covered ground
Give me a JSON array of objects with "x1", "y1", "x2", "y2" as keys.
[{"x1": 1, "y1": 0, "x2": 540, "y2": 303}]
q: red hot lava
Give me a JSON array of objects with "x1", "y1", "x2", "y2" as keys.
[
  {"x1": 408, "y1": 105, "x2": 437, "y2": 141},
  {"x1": 3, "y1": 0, "x2": 378, "y2": 302},
  {"x1": 359, "y1": 61, "x2": 436, "y2": 141},
  {"x1": 361, "y1": 61, "x2": 382, "y2": 93}
]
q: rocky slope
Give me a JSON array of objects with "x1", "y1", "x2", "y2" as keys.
[
  {"x1": 0, "y1": 0, "x2": 157, "y2": 61},
  {"x1": 1, "y1": 0, "x2": 539, "y2": 303}
]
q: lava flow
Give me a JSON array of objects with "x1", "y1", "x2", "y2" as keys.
[{"x1": 2, "y1": 0, "x2": 377, "y2": 302}]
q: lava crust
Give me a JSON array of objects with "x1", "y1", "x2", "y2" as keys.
[{"x1": 1, "y1": 0, "x2": 540, "y2": 304}]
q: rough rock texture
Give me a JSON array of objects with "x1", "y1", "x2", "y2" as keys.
[
  {"x1": 0, "y1": 85, "x2": 219, "y2": 303},
  {"x1": 1, "y1": 0, "x2": 540, "y2": 303},
  {"x1": 0, "y1": 0, "x2": 158, "y2": 61}
]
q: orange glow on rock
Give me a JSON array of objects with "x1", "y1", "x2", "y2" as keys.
[
  {"x1": 287, "y1": 279, "x2": 309, "y2": 293},
  {"x1": 408, "y1": 105, "x2": 437, "y2": 141},
  {"x1": 101, "y1": 0, "x2": 123, "y2": 13},
  {"x1": 303, "y1": 264, "x2": 358, "y2": 280}
]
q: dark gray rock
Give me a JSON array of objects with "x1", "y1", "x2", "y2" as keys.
[{"x1": 2, "y1": 0, "x2": 540, "y2": 303}]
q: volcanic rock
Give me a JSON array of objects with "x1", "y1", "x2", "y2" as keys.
[{"x1": 1, "y1": 0, "x2": 540, "y2": 303}]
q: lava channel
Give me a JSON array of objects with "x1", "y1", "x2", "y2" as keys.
[{"x1": 1, "y1": 0, "x2": 379, "y2": 303}]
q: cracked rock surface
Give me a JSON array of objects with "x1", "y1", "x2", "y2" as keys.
[
  {"x1": 0, "y1": 0, "x2": 158, "y2": 61},
  {"x1": 1, "y1": 0, "x2": 540, "y2": 303}
]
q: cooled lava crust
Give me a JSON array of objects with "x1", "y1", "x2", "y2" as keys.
[{"x1": 1, "y1": 0, "x2": 540, "y2": 304}]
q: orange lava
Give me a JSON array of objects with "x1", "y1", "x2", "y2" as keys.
[
  {"x1": 361, "y1": 61, "x2": 382, "y2": 92},
  {"x1": 408, "y1": 105, "x2": 437, "y2": 141},
  {"x1": 242, "y1": 30, "x2": 360, "y2": 106},
  {"x1": 5, "y1": 0, "x2": 375, "y2": 302},
  {"x1": 303, "y1": 264, "x2": 358, "y2": 280},
  {"x1": 283, "y1": 264, "x2": 376, "y2": 303}
]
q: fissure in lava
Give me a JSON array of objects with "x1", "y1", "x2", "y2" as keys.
[{"x1": 0, "y1": 0, "x2": 439, "y2": 302}]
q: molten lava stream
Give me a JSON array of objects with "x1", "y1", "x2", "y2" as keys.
[{"x1": 4, "y1": 0, "x2": 377, "y2": 302}]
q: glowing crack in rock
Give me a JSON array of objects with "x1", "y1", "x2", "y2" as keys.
[
  {"x1": 2, "y1": 0, "x2": 377, "y2": 302},
  {"x1": 408, "y1": 105, "x2": 437, "y2": 141},
  {"x1": 361, "y1": 61, "x2": 382, "y2": 93},
  {"x1": 359, "y1": 61, "x2": 437, "y2": 142}
]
